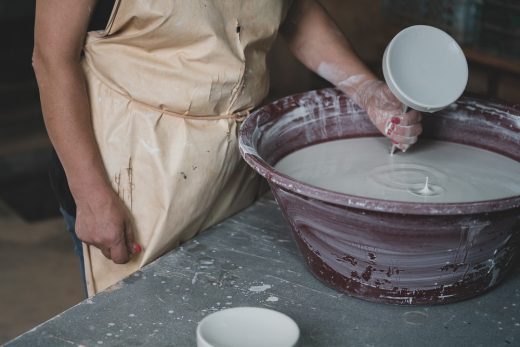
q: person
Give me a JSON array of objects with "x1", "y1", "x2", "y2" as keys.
[{"x1": 33, "y1": 0, "x2": 422, "y2": 296}]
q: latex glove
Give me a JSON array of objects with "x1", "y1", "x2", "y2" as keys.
[
  {"x1": 345, "y1": 78, "x2": 422, "y2": 152},
  {"x1": 75, "y1": 186, "x2": 141, "y2": 264}
]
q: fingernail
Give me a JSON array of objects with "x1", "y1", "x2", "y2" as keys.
[
  {"x1": 133, "y1": 243, "x2": 142, "y2": 254},
  {"x1": 391, "y1": 117, "x2": 401, "y2": 125}
]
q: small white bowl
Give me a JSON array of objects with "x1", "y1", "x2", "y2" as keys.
[
  {"x1": 196, "y1": 307, "x2": 300, "y2": 347},
  {"x1": 383, "y1": 25, "x2": 468, "y2": 113}
]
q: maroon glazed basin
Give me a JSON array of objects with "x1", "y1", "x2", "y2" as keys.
[{"x1": 238, "y1": 88, "x2": 520, "y2": 305}]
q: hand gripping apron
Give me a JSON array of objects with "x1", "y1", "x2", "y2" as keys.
[{"x1": 81, "y1": 0, "x2": 293, "y2": 295}]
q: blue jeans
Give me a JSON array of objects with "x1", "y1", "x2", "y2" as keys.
[{"x1": 60, "y1": 208, "x2": 88, "y2": 297}]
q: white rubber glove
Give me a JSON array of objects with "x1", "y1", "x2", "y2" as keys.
[{"x1": 341, "y1": 77, "x2": 422, "y2": 152}]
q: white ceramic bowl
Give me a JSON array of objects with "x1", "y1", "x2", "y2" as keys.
[
  {"x1": 383, "y1": 25, "x2": 468, "y2": 113},
  {"x1": 196, "y1": 307, "x2": 300, "y2": 347}
]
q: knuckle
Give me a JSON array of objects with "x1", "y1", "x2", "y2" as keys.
[
  {"x1": 395, "y1": 126, "x2": 410, "y2": 137},
  {"x1": 104, "y1": 235, "x2": 121, "y2": 247},
  {"x1": 74, "y1": 225, "x2": 87, "y2": 238},
  {"x1": 404, "y1": 111, "x2": 421, "y2": 124},
  {"x1": 75, "y1": 232, "x2": 88, "y2": 243},
  {"x1": 95, "y1": 239, "x2": 108, "y2": 249},
  {"x1": 390, "y1": 136, "x2": 403, "y2": 144},
  {"x1": 102, "y1": 226, "x2": 123, "y2": 244},
  {"x1": 401, "y1": 117, "x2": 413, "y2": 126}
]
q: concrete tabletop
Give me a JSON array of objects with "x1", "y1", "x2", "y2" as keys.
[{"x1": 7, "y1": 196, "x2": 520, "y2": 346}]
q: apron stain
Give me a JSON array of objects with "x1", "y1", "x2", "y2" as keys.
[
  {"x1": 113, "y1": 157, "x2": 134, "y2": 210},
  {"x1": 115, "y1": 172, "x2": 122, "y2": 195},
  {"x1": 82, "y1": 0, "x2": 289, "y2": 295},
  {"x1": 126, "y1": 157, "x2": 134, "y2": 211}
]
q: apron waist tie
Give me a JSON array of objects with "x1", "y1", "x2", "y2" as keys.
[
  {"x1": 115, "y1": 86, "x2": 251, "y2": 121},
  {"x1": 84, "y1": 59, "x2": 252, "y2": 121}
]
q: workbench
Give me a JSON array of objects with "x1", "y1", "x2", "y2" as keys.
[{"x1": 7, "y1": 196, "x2": 520, "y2": 346}]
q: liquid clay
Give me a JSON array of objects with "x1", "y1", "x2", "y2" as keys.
[{"x1": 275, "y1": 137, "x2": 520, "y2": 203}]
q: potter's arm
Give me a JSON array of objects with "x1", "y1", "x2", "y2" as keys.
[
  {"x1": 280, "y1": 0, "x2": 422, "y2": 151},
  {"x1": 33, "y1": 0, "x2": 138, "y2": 263}
]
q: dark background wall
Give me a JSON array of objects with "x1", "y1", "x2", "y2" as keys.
[{"x1": 269, "y1": 0, "x2": 520, "y2": 103}]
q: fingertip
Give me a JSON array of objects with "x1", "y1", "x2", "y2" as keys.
[
  {"x1": 110, "y1": 252, "x2": 129, "y2": 264},
  {"x1": 113, "y1": 257, "x2": 130, "y2": 265},
  {"x1": 110, "y1": 240, "x2": 131, "y2": 264}
]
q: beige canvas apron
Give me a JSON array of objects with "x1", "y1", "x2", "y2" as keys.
[{"x1": 81, "y1": 0, "x2": 293, "y2": 296}]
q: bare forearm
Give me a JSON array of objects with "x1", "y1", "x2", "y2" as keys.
[
  {"x1": 33, "y1": 57, "x2": 110, "y2": 200},
  {"x1": 281, "y1": 0, "x2": 376, "y2": 92},
  {"x1": 33, "y1": 0, "x2": 110, "y2": 201}
]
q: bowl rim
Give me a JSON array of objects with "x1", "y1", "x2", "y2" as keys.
[
  {"x1": 238, "y1": 88, "x2": 520, "y2": 216},
  {"x1": 196, "y1": 307, "x2": 300, "y2": 347}
]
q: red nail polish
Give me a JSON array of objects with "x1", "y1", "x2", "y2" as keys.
[
  {"x1": 391, "y1": 117, "x2": 401, "y2": 125},
  {"x1": 133, "y1": 244, "x2": 142, "y2": 253}
]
